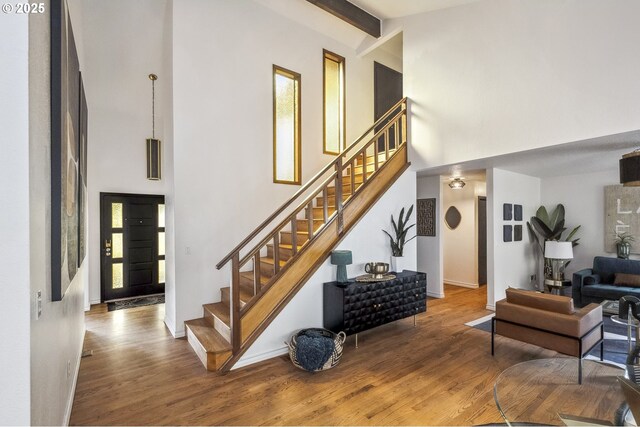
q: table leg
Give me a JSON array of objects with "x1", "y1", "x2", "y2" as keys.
[
  {"x1": 355, "y1": 333, "x2": 358, "y2": 349},
  {"x1": 414, "y1": 315, "x2": 416, "y2": 327},
  {"x1": 629, "y1": 323, "x2": 634, "y2": 353}
]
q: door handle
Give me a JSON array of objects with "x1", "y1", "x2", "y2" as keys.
[{"x1": 105, "y1": 239, "x2": 112, "y2": 257}]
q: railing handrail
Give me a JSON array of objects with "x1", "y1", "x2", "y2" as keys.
[{"x1": 215, "y1": 97, "x2": 407, "y2": 270}]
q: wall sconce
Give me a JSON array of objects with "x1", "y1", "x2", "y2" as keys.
[
  {"x1": 620, "y1": 149, "x2": 640, "y2": 187},
  {"x1": 147, "y1": 73, "x2": 161, "y2": 180},
  {"x1": 449, "y1": 177, "x2": 465, "y2": 189}
]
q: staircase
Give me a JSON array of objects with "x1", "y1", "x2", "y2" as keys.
[{"x1": 185, "y1": 98, "x2": 410, "y2": 372}]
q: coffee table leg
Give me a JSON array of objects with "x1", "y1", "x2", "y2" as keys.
[{"x1": 629, "y1": 323, "x2": 634, "y2": 353}]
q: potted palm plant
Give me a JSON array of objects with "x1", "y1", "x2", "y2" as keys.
[
  {"x1": 383, "y1": 205, "x2": 416, "y2": 273},
  {"x1": 615, "y1": 232, "x2": 634, "y2": 259}
]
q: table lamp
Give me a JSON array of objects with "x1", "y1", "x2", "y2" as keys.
[
  {"x1": 330, "y1": 250, "x2": 352, "y2": 283},
  {"x1": 544, "y1": 241, "x2": 573, "y2": 285}
]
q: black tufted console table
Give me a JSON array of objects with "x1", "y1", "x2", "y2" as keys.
[{"x1": 323, "y1": 270, "x2": 427, "y2": 347}]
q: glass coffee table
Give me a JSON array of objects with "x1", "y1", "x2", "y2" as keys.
[{"x1": 494, "y1": 358, "x2": 626, "y2": 426}]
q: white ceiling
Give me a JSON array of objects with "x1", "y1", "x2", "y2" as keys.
[
  {"x1": 349, "y1": 0, "x2": 481, "y2": 19},
  {"x1": 417, "y1": 130, "x2": 640, "y2": 180}
]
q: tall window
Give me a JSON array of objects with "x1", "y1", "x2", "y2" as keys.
[
  {"x1": 273, "y1": 65, "x2": 301, "y2": 185},
  {"x1": 323, "y1": 50, "x2": 345, "y2": 155}
]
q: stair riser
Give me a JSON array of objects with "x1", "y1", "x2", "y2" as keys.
[
  {"x1": 221, "y1": 287, "x2": 247, "y2": 308},
  {"x1": 312, "y1": 207, "x2": 336, "y2": 220},
  {"x1": 295, "y1": 219, "x2": 323, "y2": 232},
  {"x1": 326, "y1": 186, "x2": 352, "y2": 197},
  {"x1": 267, "y1": 245, "x2": 294, "y2": 262},
  {"x1": 204, "y1": 310, "x2": 231, "y2": 342},
  {"x1": 316, "y1": 194, "x2": 349, "y2": 207},
  {"x1": 280, "y1": 232, "x2": 309, "y2": 246},
  {"x1": 240, "y1": 274, "x2": 263, "y2": 291},
  {"x1": 259, "y1": 261, "x2": 277, "y2": 278},
  {"x1": 352, "y1": 164, "x2": 376, "y2": 175}
]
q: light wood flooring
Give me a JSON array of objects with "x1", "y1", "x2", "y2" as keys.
[{"x1": 70, "y1": 285, "x2": 559, "y2": 425}]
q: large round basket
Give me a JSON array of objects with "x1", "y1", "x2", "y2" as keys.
[{"x1": 286, "y1": 328, "x2": 346, "y2": 372}]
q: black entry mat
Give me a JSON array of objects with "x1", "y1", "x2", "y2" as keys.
[{"x1": 107, "y1": 295, "x2": 165, "y2": 311}]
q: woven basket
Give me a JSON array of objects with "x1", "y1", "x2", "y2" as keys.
[{"x1": 286, "y1": 328, "x2": 346, "y2": 372}]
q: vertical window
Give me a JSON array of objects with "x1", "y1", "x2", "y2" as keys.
[
  {"x1": 273, "y1": 65, "x2": 301, "y2": 184},
  {"x1": 323, "y1": 50, "x2": 345, "y2": 155}
]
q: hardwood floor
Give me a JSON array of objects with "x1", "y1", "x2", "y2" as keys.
[{"x1": 70, "y1": 285, "x2": 559, "y2": 425}]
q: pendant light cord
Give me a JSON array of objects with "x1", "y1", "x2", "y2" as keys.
[{"x1": 152, "y1": 77, "x2": 155, "y2": 139}]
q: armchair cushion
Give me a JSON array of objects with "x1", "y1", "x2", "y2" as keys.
[
  {"x1": 506, "y1": 288, "x2": 574, "y2": 314},
  {"x1": 583, "y1": 274, "x2": 600, "y2": 286}
]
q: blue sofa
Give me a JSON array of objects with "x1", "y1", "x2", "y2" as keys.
[{"x1": 572, "y1": 256, "x2": 640, "y2": 306}]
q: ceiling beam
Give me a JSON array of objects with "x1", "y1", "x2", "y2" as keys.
[{"x1": 306, "y1": 0, "x2": 380, "y2": 38}]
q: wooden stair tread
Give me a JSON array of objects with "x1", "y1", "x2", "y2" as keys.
[
  {"x1": 239, "y1": 271, "x2": 269, "y2": 286},
  {"x1": 203, "y1": 302, "x2": 230, "y2": 325},
  {"x1": 184, "y1": 318, "x2": 231, "y2": 352},
  {"x1": 261, "y1": 257, "x2": 287, "y2": 267}
]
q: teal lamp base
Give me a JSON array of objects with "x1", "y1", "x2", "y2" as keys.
[{"x1": 336, "y1": 265, "x2": 348, "y2": 283}]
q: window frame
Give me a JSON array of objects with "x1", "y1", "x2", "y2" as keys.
[
  {"x1": 272, "y1": 64, "x2": 302, "y2": 185},
  {"x1": 322, "y1": 49, "x2": 346, "y2": 155}
]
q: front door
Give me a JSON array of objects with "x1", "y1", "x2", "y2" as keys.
[{"x1": 100, "y1": 193, "x2": 165, "y2": 301}]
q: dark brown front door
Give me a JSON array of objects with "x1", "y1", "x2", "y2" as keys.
[{"x1": 100, "y1": 193, "x2": 165, "y2": 301}]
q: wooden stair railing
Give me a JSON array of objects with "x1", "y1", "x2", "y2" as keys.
[{"x1": 185, "y1": 98, "x2": 409, "y2": 372}]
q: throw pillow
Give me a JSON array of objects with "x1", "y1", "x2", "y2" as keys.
[{"x1": 614, "y1": 273, "x2": 640, "y2": 288}]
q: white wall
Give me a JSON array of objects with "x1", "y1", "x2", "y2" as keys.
[
  {"x1": 442, "y1": 180, "x2": 485, "y2": 287},
  {"x1": 487, "y1": 168, "x2": 540, "y2": 309},
  {"x1": 236, "y1": 170, "x2": 417, "y2": 367},
  {"x1": 541, "y1": 168, "x2": 629, "y2": 277},
  {"x1": 0, "y1": 12, "x2": 31, "y2": 426},
  {"x1": 28, "y1": 6, "x2": 87, "y2": 425},
  {"x1": 402, "y1": 0, "x2": 640, "y2": 171},
  {"x1": 171, "y1": 0, "x2": 404, "y2": 336},
  {"x1": 70, "y1": 0, "x2": 173, "y2": 306},
  {"x1": 417, "y1": 176, "x2": 443, "y2": 298}
]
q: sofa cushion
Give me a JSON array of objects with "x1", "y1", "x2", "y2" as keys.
[
  {"x1": 614, "y1": 273, "x2": 640, "y2": 288},
  {"x1": 582, "y1": 283, "x2": 640, "y2": 299},
  {"x1": 506, "y1": 288, "x2": 574, "y2": 314},
  {"x1": 593, "y1": 256, "x2": 640, "y2": 284}
]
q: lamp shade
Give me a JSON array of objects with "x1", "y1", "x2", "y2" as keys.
[
  {"x1": 620, "y1": 151, "x2": 640, "y2": 187},
  {"x1": 330, "y1": 250, "x2": 352, "y2": 265},
  {"x1": 544, "y1": 241, "x2": 573, "y2": 259}
]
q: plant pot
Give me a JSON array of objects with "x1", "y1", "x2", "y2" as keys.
[
  {"x1": 617, "y1": 242, "x2": 631, "y2": 259},
  {"x1": 390, "y1": 256, "x2": 406, "y2": 273}
]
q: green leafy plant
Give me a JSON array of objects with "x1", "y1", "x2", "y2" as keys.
[
  {"x1": 383, "y1": 205, "x2": 416, "y2": 257},
  {"x1": 526, "y1": 204, "x2": 581, "y2": 278},
  {"x1": 615, "y1": 232, "x2": 635, "y2": 245}
]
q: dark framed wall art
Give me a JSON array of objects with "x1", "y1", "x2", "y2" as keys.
[
  {"x1": 417, "y1": 198, "x2": 436, "y2": 236},
  {"x1": 51, "y1": 0, "x2": 87, "y2": 300}
]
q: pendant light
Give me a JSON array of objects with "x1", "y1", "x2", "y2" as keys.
[
  {"x1": 146, "y1": 73, "x2": 161, "y2": 180},
  {"x1": 620, "y1": 149, "x2": 640, "y2": 187},
  {"x1": 449, "y1": 177, "x2": 465, "y2": 189}
]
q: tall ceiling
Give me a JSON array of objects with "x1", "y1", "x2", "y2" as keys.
[{"x1": 349, "y1": 0, "x2": 481, "y2": 19}]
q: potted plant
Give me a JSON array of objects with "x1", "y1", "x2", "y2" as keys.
[
  {"x1": 526, "y1": 204, "x2": 580, "y2": 288},
  {"x1": 383, "y1": 205, "x2": 416, "y2": 272},
  {"x1": 615, "y1": 232, "x2": 634, "y2": 259}
]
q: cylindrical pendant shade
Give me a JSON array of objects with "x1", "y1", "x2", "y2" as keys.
[
  {"x1": 147, "y1": 138, "x2": 162, "y2": 180},
  {"x1": 620, "y1": 151, "x2": 640, "y2": 187}
]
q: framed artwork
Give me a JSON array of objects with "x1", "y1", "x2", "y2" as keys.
[
  {"x1": 503, "y1": 203, "x2": 513, "y2": 220},
  {"x1": 78, "y1": 73, "x2": 88, "y2": 264},
  {"x1": 503, "y1": 225, "x2": 513, "y2": 242},
  {"x1": 514, "y1": 224, "x2": 523, "y2": 241},
  {"x1": 51, "y1": 0, "x2": 81, "y2": 300},
  {"x1": 605, "y1": 185, "x2": 640, "y2": 254},
  {"x1": 514, "y1": 204, "x2": 523, "y2": 221},
  {"x1": 417, "y1": 198, "x2": 436, "y2": 236}
]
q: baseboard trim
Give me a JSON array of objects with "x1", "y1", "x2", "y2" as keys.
[
  {"x1": 164, "y1": 316, "x2": 185, "y2": 338},
  {"x1": 64, "y1": 325, "x2": 85, "y2": 426},
  {"x1": 486, "y1": 304, "x2": 495, "y2": 311},
  {"x1": 427, "y1": 291, "x2": 445, "y2": 298},
  {"x1": 444, "y1": 280, "x2": 479, "y2": 289},
  {"x1": 232, "y1": 346, "x2": 289, "y2": 370}
]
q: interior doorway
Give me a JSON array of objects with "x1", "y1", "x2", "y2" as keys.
[
  {"x1": 100, "y1": 193, "x2": 165, "y2": 302},
  {"x1": 441, "y1": 173, "x2": 487, "y2": 294},
  {"x1": 374, "y1": 61, "x2": 403, "y2": 149}
]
